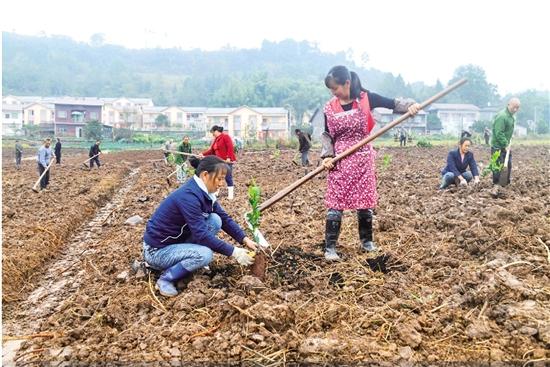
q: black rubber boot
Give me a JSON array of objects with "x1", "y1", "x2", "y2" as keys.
[
  {"x1": 325, "y1": 209, "x2": 342, "y2": 261},
  {"x1": 358, "y1": 209, "x2": 378, "y2": 252}
]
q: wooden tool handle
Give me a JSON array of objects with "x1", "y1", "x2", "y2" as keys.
[
  {"x1": 163, "y1": 149, "x2": 201, "y2": 158},
  {"x1": 83, "y1": 153, "x2": 100, "y2": 164},
  {"x1": 32, "y1": 159, "x2": 55, "y2": 192}
]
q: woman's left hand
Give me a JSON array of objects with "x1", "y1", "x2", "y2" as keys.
[
  {"x1": 242, "y1": 237, "x2": 258, "y2": 251},
  {"x1": 408, "y1": 103, "x2": 422, "y2": 116}
]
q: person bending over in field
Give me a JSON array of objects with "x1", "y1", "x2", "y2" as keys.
[
  {"x1": 142, "y1": 156, "x2": 258, "y2": 297},
  {"x1": 321, "y1": 65, "x2": 420, "y2": 261},
  {"x1": 201, "y1": 125, "x2": 237, "y2": 200},
  {"x1": 439, "y1": 137, "x2": 480, "y2": 190}
]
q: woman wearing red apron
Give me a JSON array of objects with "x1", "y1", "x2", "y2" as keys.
[
  {"x1": 321, "y1": 65, "x2": 421, "y2": 261},
  {"x1": 202, "y1": 126, "x2": 237, "y2": 200}
]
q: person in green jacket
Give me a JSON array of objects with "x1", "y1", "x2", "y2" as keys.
[
  {"x1": 491, "y1": 97, "x2": 520, "y2": 185},
  {"x1": 175, "y1": 136, "x2": 193, "y2": 184},
  {"x1": 175, "y1": 136, "x2": 192, "y2": 165}
]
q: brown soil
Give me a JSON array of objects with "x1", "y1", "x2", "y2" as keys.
[
  {"x1": 250, "y1": 252, "x2": 268, "y2": 280},
  {"x1": 2, "y1": 145, "x2": 549, "y2": 365}
]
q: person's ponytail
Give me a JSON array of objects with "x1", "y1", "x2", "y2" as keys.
[{"x1": 350, "y1": 71, "x2": 367, "y2": 99}]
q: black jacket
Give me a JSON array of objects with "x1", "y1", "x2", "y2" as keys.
[
  {"x1": 89, "y1": 144, "x2": 101, "y2": 157},
  {"x1": 54, "y1": 142, "x2": 62, "y2": 154},
  {"x1": 298, "y1": 132, "x2": 311, "y2": 153}
]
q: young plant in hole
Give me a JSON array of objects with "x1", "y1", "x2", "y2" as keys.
[
  {"x1": 482, "y1": 150, "x2": 503, "y2": 177},
  {"x1": 246, "y1": 179, "x2": 261, "y2": 243},
  {"x1": 381, "y1": 154, "x2": 392, "y2": 170}
]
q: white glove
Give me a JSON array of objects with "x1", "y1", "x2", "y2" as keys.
[
  {"x1": 459, "y1": 178, "x2": 468, "y2": 186},
  {"x1": 232, "y1": 247, "x2": 254, "y2": 266}
]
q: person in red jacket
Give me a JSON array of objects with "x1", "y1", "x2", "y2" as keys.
[{"x1": 202, "y1": 125, "x2": 237, "y2": 199}]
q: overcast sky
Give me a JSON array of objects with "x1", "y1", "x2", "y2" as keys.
[{"x1": 2, "y1": 0, "x2": 549, "y2": 95}]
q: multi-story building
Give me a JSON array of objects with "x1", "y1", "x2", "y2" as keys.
[
  {"x1": 372, "y1": 107, "x2": 429, "y2": 135},
  {"x1": 2, "y1": 96, "x2": 24, "y2": 135},
  {"x1": 23, "y1": 101, "x2": 56, "y2": 134},
  {"x1": 428, "y1": 103, "x2": 480, "y2": 135},
  {"x1": 52, "y1": 97, "x2": 103, "y2": 137},
  {"x1": 205, "y1": 106, "x2": 289, "y2": 140},
  {"x1": 101, "y1": 97, "x2": 153, "y2": 129}
]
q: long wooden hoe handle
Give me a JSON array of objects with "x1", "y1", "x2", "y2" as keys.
[
  {"x1": 32, "y1": 159, "x2": 55, "y2": 192},
  {"x1": 258, "y1": 78, "x2": 468, "y2": 212},
  {"x1": 82, "y1": 153, "x2": 100, "y2": 165},
  {"x1": 163, "y1": 149, "x2": 202, "y2": 158},
  {"x1": 167, "y1": 168, "x2": 179, "y2": 179}
]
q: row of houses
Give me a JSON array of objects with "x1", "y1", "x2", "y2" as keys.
[
  {"x1": 3, "y1": 94, "x2": 513, "y2": 140},
  {"x1": 1, "y1": 95, "x2": 291, "y2": 140}
]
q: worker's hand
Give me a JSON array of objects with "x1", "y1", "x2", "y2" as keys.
[
  {"x1": 322, "y1": 158, "x2": 334, "y2": 170},
  {"x1": 459, "y1": 177, "x2": 468, "y2": 186},
  {"x1": 242, "y1": 237, "x2": 258, "y2": 251},
  {"x1": 408, "y1": 103, "x2": 421, "y2": 116},
  {"x1": 198, "y1": 154, "x2": 205, "y2": 159},
  {"x1": 226, "y1": 158, "x2": 231, "y2": 163},
  {"x1": 473, "y1": 176, "x2": 480, "y2": 184},
  {"x1": 232, "y1": 247, "x2": 255, "y2": 266}
]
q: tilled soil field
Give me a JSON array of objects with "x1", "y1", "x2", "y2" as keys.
[{"x1": 2, "y1": 145, "x2": 549, "y2": 365}]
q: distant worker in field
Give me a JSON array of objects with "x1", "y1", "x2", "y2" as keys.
[
  {"x1": 491, "y1": 97, "x2": 519, "y2": 185},
  {"x1": 175, "y1": 136, "x2": 193, "y2": 184},
  {"x1": 439, "y1": 137, "x2": 480, "y2": 189},
  {"x1": 295, "y1": 129, "x2": 312, "y2": 168},
  {"x1": 142, "y1": 156, "x2": 258, "y2": 297},
  {"x1": 234, "y1": 137, "x2": 243, "y2": 156},
  {"x1": 15, "y1": 139, "x2": 23, "y2": 169},
  {"x1": 321, "y1": 65, "x2": 421, "y2": 260},
  {"x1": 483, "y1": 127, "x2": 491, "y2": 145},
  {"x1": 201, "y1": 126, "x2": 237, "y2": 200},
  {"x1": 37, "y1": 138, "x2": 54, "y2": 190},
  {"x1": 399, "y1": 128, "x2": 407, "y2": 147},
  {"x1": 89, "y1": 140, "x2": 102, "y2": 169},
  {"x1": 175, "y1": 136, "x2": 192, "y2": 165},
  {"x1": 54, "y1": 138, "x2": 62, "y2": 164},
  {"x1": 163, "y1": 140, "x2": 172, "y2": 165}
]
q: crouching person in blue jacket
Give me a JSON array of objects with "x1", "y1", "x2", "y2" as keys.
[
  {"x1": 439, "y1": 137, "x2": 480, "y2": 190},
  {"x1": 143, "y1": 155, "x2": 258, "y2": 297}
]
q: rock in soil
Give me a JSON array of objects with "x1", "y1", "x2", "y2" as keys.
[
  {"x1": 299, "y1": 337, "x2": 341, "y2": 355},
  {"x1": 124, "y1": 215, "x2": 143, "y2": 225}
]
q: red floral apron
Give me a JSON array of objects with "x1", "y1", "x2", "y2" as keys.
[{"x1": 323, "y1": 92, "x2": 377, "y2": 210}]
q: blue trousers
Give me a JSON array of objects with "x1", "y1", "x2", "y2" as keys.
[
  {"x1": 143, "y1": 213, "x2": 221, "y2": 272},
  {"x1": 440, "y1": 171, "x2": 473, "y2": 189},
  {"x1": 225, "y1": 163, "x2": 234, "y2": 186}
]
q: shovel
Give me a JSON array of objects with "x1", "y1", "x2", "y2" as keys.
[
  {"x1": 32, "y1": 159, "x2": 55, "y2": 192},
  {"x1": 244, "y1": 79, "x2": 467, "y2": 278},
  {"x1": 498, "y1": 141, "x2": 512, "y2": 187}
]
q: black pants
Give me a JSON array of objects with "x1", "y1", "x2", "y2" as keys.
[
  {"x1": 90, "y1": 156, "x2": 101, "y2": 168},
  {"x1": 38, "y1": 163, "x2": 50, "y2": 189},
  {"x1": 400, "y1": 137, "x2": 406, "y2": 146},
  {"x1": 16, "y1": 154, "x2": 22, "y2": 167},
  {"x1": 56, "y1": 153, "x2": 61, "y2": 164},
  {"x1": 491, "y1": 147, "x2": 512, "y2": 184}
]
